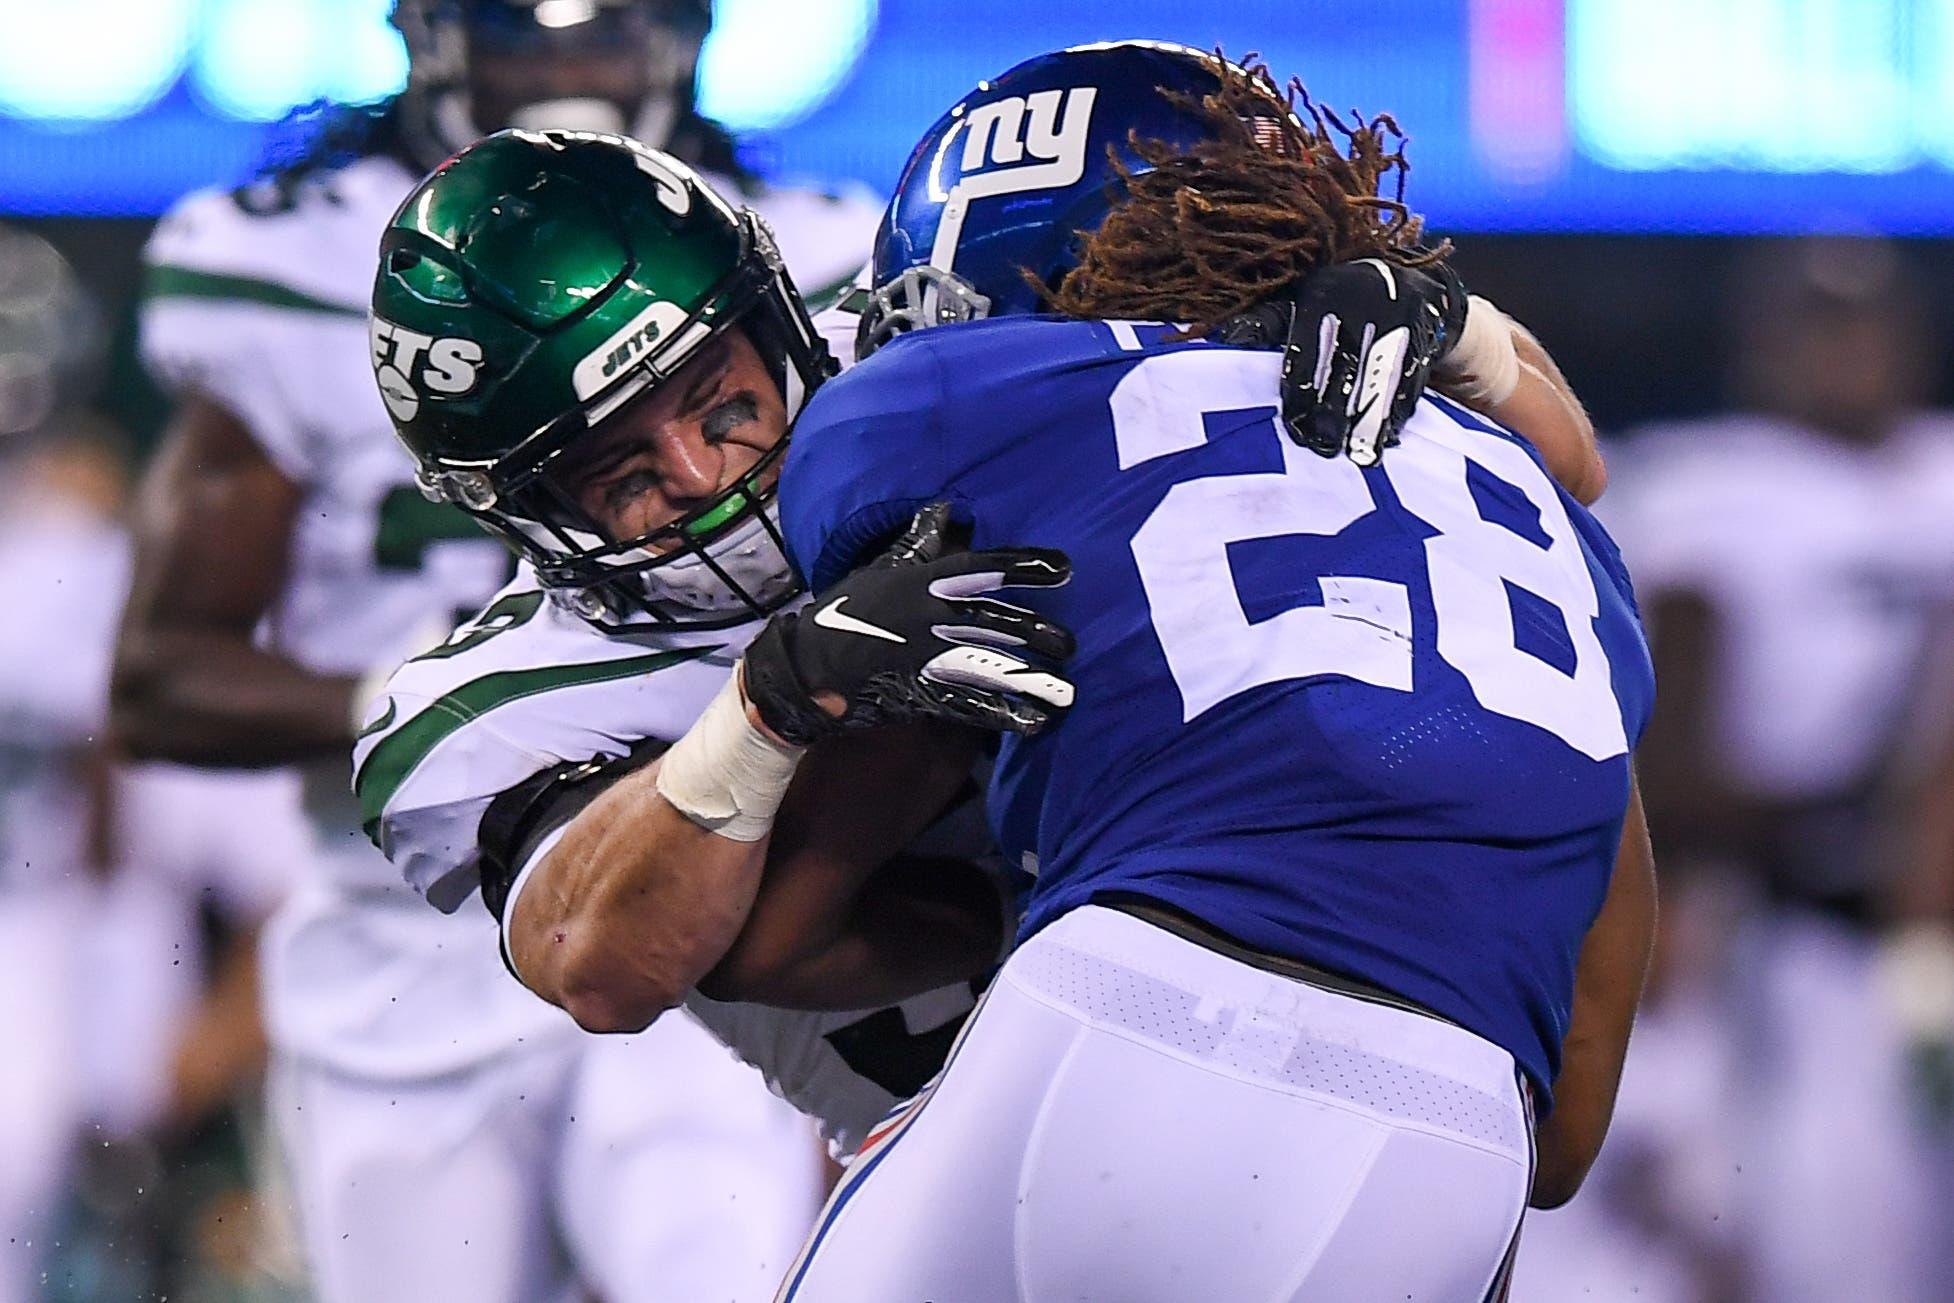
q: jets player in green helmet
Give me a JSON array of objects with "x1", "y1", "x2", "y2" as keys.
[
  {"x1": 115, "y1": 7, "x2": 880, "y2": 1302},
  {"x1": 359, "y1": 127, "x2": 1078, "y2": 1072},
  {"x1": 372, "y1": 129, "x2": 833, "y2": 630}
]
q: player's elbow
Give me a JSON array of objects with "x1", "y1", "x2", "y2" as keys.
[
  {"x1": 1570, "y1": 445, "x2": 1608, "y2": 505},
  {"x1": 535, "y1": 904, "x2": 693, "y2": 1034},
  {"x1": 559, "y1": 983, "x2": 671, "y2": 1035},
  {"x1": 108, "y1": 636, "x2": 175, "y2": 759},
  {"x1": 1528, "y1": 1111, "x2": 1606, "y2": 1209},
  {"x1": 552, "y1": 939, "x2": 683, "y2": 1034},
  {"x1": 1528, "y1": 1158, "x2": 1592, "y2": 1210}
]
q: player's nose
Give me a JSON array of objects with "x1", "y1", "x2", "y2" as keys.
[{"x1": 644, "y1": 421, "x2": 723, "y2": 505}]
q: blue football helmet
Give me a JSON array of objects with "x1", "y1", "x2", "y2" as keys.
[{"x1": 855, "y1": 40, "x2": 1237, "y2": 357}]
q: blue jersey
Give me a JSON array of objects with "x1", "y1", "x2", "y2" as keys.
[{"x1": 781, "y1": 317, "x2": 1654, "y2": 1101}]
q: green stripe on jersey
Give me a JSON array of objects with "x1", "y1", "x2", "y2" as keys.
[
  {"x1": 804, "y1": 266, "x2": 863, "y2": 314},
  {"x1": 355, "y1": 643, "x2": 720, "y2": 839},
  {"x1": 146, "y1": 264, "x2": 365, "y2": 318}
]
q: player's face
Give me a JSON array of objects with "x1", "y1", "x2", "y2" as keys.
[
  {"x1": 465, "y1": 9, "x2": 656, "y2": 133},
  {"x1": 548, "y1": 326, "x2": 788, "y2": 544}
]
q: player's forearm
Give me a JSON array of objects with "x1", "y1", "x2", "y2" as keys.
[
  {"x1": 698, "y1": 721, "x2": 993, "y2": 1008},
  {"x1": 1445, "y1": 324, "x2": 1606, "y2": 505},
  {"x1": 510, "y1": 762, "x2": 768, "y2": 1032},
  {"x1": 1533, "y1": 781, "x2": 1656, "y2": 1208},
  {"x1": 702, "y1": 853, "x2": 1005, "y2": 1010},
  {"x1": 110, "y1": 628, "x2": 358, "y2": 765}
]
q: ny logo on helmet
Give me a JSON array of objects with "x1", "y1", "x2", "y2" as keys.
[
  {"x1": 370, "y1": 317, "x2": 485, "y2": 422},
  {"x1": 957, "y1": 87, "x2": 1099, "y2": 195}
]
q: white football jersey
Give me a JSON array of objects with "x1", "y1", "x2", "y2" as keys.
[
  {"x1": 141, "y1": 152, "x2": 879, "y2": 867},
  {"x1": 1600, "y1": 413, "x2": 1954, "y2": 800},
  {"x1": 0, "y1": 500, "x2": 128, "y2": 891},
  {"x1": 139, "y1": 147, "x2": 883, "y2": 1075},
  {"x1": 358, "y1": 572, "x2": 981, "y2": 1152},
  {"x1": 141, "y1": 153, "x2": 878, "y2": 691}
]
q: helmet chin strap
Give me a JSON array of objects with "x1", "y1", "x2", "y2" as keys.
[
  {"x1": 432, "y1": 87, "x2": 675, "y2": 159},
  {"x1": 507, "y1": 97, "x2": 629, "y2": 135}
]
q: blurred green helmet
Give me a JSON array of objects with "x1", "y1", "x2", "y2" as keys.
[{"x1": 371, "y1": 128, "x2": 835, "y2": 629}]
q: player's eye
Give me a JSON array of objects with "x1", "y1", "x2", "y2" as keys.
[
  {"x1": 601, "y1": 469, "x2": 662, "y2": 520},
  {"x1": 701, "y1": 394, "x2": 758, "y2": 443}
]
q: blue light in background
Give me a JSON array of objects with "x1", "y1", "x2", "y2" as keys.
[
  {"x1": 1, "y1": 0, "x2": 1953, "y2": 232},
  {"x1": 1570, "y1": 0, "x2": 1954, "y2": 172},
  {"x1": 193, "y1": 0, "x2": 407, "y2": 122},
  {"x1": 0, "y1": 0, "x2": 199, "y2": 120},
  {"x1": 697, "y1": 0, "x2": 878, "y2": 130}
]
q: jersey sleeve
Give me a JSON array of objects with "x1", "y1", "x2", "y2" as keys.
[
  {"x1": 0, "y1": 517, "x2": 126, "y2": 748},
  {"x1": 139, "y1": 186, "x2": 365, "y2": 482},
  {"x1": 779, "y1": 334, "x2": 955, "y2": 592},
  {"x1": 352, "y1": 585, "x2": 734, "y2": 911},
  {"x1": 353, "y1": 679, "x2": 565, "y2": 912}
]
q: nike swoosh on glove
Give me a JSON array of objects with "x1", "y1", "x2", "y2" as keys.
[
  {"x1": 742, "y1": 502, "x2": 1076, "y2": 745},
  {"x1": 1246, "y1": 255, "x2": 1467, "y2": 467}
]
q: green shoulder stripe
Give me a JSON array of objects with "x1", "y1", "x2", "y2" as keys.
[
  {"x1": 805, "y1": 266, "x2": 863, "y2": 315},
  {"x1": 355, "y1": 644, "x2": 719, "y2": 838},
  {"x1": 146, "y1": 264, "x2": 365, "y2": 318}
]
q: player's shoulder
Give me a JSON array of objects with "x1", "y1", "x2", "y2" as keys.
[
  {"x1": 354, "y1": 570, "x2": 750, "y2": 902},
  {"x1": 356, "y1": 570, "x2": 739, "y2": 812},
  {"x1": 145, "y1": 153, "x2": 416, "y2": 318},
  {"x1": 784, "y1": 317, "x2": 1165, "y2": 586},
  {"x1": 823, "y1": 315, "x2": 1134, "y2": 413}
]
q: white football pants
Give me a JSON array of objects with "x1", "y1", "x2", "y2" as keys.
[
  {"x1": 779, "y1": 904, "x2": 1533, "y2": 1302},
  {"x1": 0, "y1": 884, "x2": 86, "y2": 1303},
  {"x1": 273, "y1": 1007, "x2": 823, "y2": 1303}
]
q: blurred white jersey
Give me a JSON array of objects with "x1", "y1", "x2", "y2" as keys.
[
  {"x1": 142, "y1": 156, "x2": 511, "y2": 688},
  {"x1": 0, "y1": 497, "x2": 127, "y2": 1303},
  {"x1": 139, "y1": 152, "x2": 880, "y2": 1076},
  {"x1": 360, "y1": 573, "x2": 981, "y2": 1153},
  {"x1": 0, "y1": 500, "x2": 127, "y2": 891},
  {"x1": 1601, "y1": 414, "x2": 1954, "y2": 800}
]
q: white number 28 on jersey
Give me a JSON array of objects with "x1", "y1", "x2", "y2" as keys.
[{"x1": 1112, "y1": 349, "x2": 1628, "y2": 762}]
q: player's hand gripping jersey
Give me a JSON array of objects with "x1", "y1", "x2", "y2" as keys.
[
  {"x1": 783, "y1": 317, "x2": 1656, "y2": 1101},
  {"x1": 355, "y1": 575, "x2": 988, "y2": 1151}
]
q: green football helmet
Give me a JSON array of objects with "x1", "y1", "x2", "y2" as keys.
[{"x1": 371, "y1": 129, "x2": 835, "y2": 629}]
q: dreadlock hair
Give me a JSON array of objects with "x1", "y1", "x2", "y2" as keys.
[{"x1": 1041, "y1": 54, "x2": 1447, "y2": 337}]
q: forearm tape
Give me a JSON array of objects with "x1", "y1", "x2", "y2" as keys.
[{"x1": 654, "y1": 668, "x2": 805, "y2": 842}]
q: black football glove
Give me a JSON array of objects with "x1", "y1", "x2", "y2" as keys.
[
  {"x1": 1260, "y1": 256, "x2": 1468, "y2": 467},
  {"x1": 743, "y1": 503, "x2": 1075, "y2": 745}
]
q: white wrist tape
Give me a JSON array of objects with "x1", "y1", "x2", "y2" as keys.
[
  {"x1": 654, "y1": 669, "x2": 805, "y2": 842},
  {"x1": 1878, "y1": 922, "x2": 1954, "y2": 1041},
  {"x1": 1436, "y1": 294, "x2": 1522, "y2": 405}
]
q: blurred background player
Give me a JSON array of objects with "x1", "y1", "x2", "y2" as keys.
[
  {"x1": 108, "y1": 3, "x2": 875, "y2": 1299},
  {"x1": 0, "y1": 226, "x2": 127, "y2": 1303},
  {"x1": 0, "y1": 220, "x2": 304, "y2": 1303},
  {"x1": 1515, "y1": 237, "x2": 1954, "y2": 1302}
]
